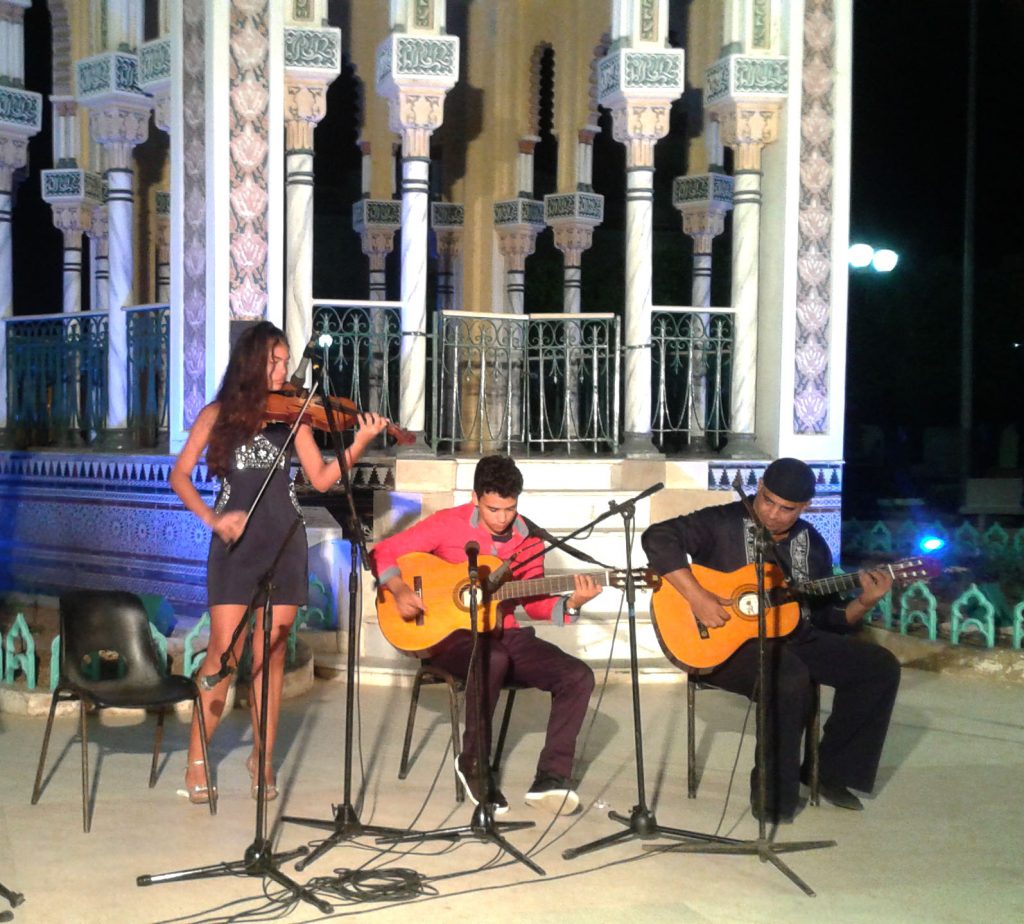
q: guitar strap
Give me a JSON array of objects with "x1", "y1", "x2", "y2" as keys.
[{"x1": 519, "y1": 514, "x2": 614, "y2": 570}]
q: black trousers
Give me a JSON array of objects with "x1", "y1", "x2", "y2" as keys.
[{"x1": 704, "y1": 621, "x2": 901, "y2": 813}]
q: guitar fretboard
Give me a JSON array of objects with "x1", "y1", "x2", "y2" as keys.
[
  {"x1": 799, "y1": 571, "x2": 861, "y2": 597},
  {"x1": 493, "y1": 569, "x2": 614, "y2": 601}
]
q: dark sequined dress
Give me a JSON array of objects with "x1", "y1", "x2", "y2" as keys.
[{"x1": 207, "y1": 423, "x2": 308, "y2": 606}]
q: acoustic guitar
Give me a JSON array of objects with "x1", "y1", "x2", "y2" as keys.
[
  {"x1": 649, "y1": 557, "x2": 938, "y2": 673},
  {"x1": 375, "y1": 551, "x2": 641, "y2": 656}
]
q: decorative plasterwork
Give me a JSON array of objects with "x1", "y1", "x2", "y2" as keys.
[
  {"x1": 0, "y1": 85, "x2": 42, "y2": 136},
  {"x1": 284, "y1": 26, "x2": 341, "y2": 79},
  {"x1": 41, "y1": 167, "x2": 103, "y2": 205},
  {"x1": 181, "y1": 0, "x2": 207, "y2": 425},
  {"x1": 430, "y1": 201, "x2": 464, "y2": 229},
  {"x1": 794, "y1": 0, "x2": 837, "y2": 434},
  {"x1": 544, "y1": 192, "x2": 604, "y2": 225},
  {"x1": 352, "y1": 198, "x2": 401, "y2": 232},
  {"x1": 494, "y1": 197, "x2": 545, "y2": 228},
  {"x1": 672, "y1": 173, "x2": 734, "y2": 209},
  {"x1": 228, "y1": 1, "x2": 270, "y2": 321},
  {"x1": 376, "y1": 34, "x2": 459, "y2": 86},
  {"x1": 139, "y1": 37, "x2": 171, "y2": 90},
  {"x1": 76, "y1": 51, "x2": 148, "y2": 104},
  {"x1": 705, "y1": 54, "x2": 789, "y2": 107}
]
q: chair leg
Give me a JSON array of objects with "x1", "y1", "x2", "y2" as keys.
[
  {"x1": 491, "y1": 689, "x2": 516, "y2": 774},
  {"x1": 686, "y1": 677, "x2": 697, "y2": 798},
  {"x1": 192, "y1": 693, "x2": 217, "y2": 816},
  {"x1": 79, "y1": 700, "x2": 91, "y2": 833},
  {"x1": 149, "y1": 708, "x2": 165, "y2": 789},
  {"x1": 30, "y1": 690, "x2": 63, "y2": 805},
  {"x1": 398, "y1": 671, "x2": 425, "y2": 781},
  {"x1": 446, "y1": 680, "x2": 464, "y2": 803},
  {"x1": 808, "y1": 682, "x2": 821, "y2": 807}
]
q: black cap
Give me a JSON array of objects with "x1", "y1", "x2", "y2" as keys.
[{"x1": 762, "y1": 458, "x2": 816, "y2": 503}]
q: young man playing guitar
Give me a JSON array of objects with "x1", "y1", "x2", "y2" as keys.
[
  {"x1": 641, "y1": 458, "x2": 901, "y2": 824},
  {"x1": 371, "y1": 455, "x2": 601, "y2": 815}
]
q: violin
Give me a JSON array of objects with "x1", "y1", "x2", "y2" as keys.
[{"x1": 264, "y1": 387, "x2": 416, "y2": 445}]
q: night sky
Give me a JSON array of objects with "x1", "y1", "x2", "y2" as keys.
[
  {"x1": 10, "y1": 0, "x2": 1020, "y2": 508},
  {"x1": 845, "y1": 0, "x2": 1023, "y2": 510}
]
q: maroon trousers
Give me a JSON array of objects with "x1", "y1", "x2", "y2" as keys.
[{"x1": 427, "y1": 627, "x2": 595, "y2": 780}]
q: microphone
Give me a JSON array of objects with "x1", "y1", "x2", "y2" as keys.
[
  {"x1": 200, "y1": 663, "x2": 234, "y2": 691},
  {"x1": 465, "y1": 540, "x2": 480, "y2": 582},
  {"x1": 288, "y1": 334, "x2": 331, "y2": 390},
  {"x1": 608, "y1": 481, "x2": 664, "y2": 513}
]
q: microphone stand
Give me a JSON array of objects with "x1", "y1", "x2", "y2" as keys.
[
  {"x1": 638, "y1": 476, "x2": 835, "y2": 897},
  {"x1": 564, "y1": 485, "x2": 741, "y2": 860},
  {"x1": 0, "y1": 879, "x2": 24, "y2": 922},
  {"x1": 282, "y1": 340, "x2": 406, "y2": 864},
  {"x1": 375, "y1": 545, "x2": 543, "y2": 876},
  {"x1": 138, "y1": 369, "x2": 335, "y2": 912},
  {"x1": 138, "y1": 512, "x2": 332, "y2": 915}
]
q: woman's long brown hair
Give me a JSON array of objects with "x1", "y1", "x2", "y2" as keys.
[{"x1": 205, "y1": 321, "x2": 287, "y2": 477}]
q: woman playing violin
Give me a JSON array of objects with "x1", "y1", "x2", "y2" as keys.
[{"x1": 170, "y1": 321, "x2": 388, "y2": 804}]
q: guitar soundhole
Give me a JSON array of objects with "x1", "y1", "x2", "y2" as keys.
[{"x1": 735, "y1": 591, "x2": 760, "y2": 617}]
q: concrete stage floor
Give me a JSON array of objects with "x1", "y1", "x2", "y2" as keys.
[{"x1": 1, "y1": 665, "x2": 1021, "y2": 924}]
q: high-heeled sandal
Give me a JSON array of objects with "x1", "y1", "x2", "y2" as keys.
[
  {"x1": 246, "y1": 753, "x2": 278, "y2": 802},
  {"x1": 178, "y1": 759, "x2": 216, "y2": 804}
]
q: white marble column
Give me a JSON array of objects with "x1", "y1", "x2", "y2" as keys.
[
  {"x1": 89, "y1": 205, "x2": 109, "y2": 313},
  {"x1": 377, "y1": 30, "x2": 459, "y2": 444},
  {"x1": 284, "y1": 79, "x2": 330, "y2": 364},
  {"x1": 598, "y1": 43, "x2": 685, "y2": 455},
  {"x1": 431, "y1": 202, "x2": 464, "y2": 312},
  {"x1": 0, "y1": 134, "x2": 31, "y2": 430},
  {"x1": 713, "y1": 102, "x2": 782, "y2": 439},
  {"x1": 91, "y1": 107, "x2": 151, "y2": 432}
]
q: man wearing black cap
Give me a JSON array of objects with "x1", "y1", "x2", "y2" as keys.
[{"x1": 641, "y1": 458, "x2": 901, "y2": 823}]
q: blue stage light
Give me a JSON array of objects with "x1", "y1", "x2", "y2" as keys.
[{"x1": 918, "y1": 535, "x2": 945, "y2": 553}]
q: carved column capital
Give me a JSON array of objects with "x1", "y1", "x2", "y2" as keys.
[
  {"x1": 88, "y1": 204, "x2": 109, "y2": 245},
  {"x1": 285, "y1": 79, "x2": 330, "y2": 151},
  {"x1": 89, "y1": 105, "x2": 152, "y2": 169},
  {"x1": 711, "y1": 101, "x2": 784, "y2": 171},
  {"x1": 607, "y1": 100, "x2": 674, "y2": 168},
  {"x1": 51, "y1": 204, "x2": 93, "y2": 235},
  {"x1": 496, "y1": 227, "x2": 539, "y2": 272},
  {"x1": 0, "y1": 133, "x2": 28, "y2": 187},
  {"x1": 360, "y1": 226, "x2": 397, "y2": 259},
  {"x1": 434, "y1": 227, "x2": 463, "y2": 261},
  {"x1": 551, "y1": 222, "x2": 595, "y2": 268}
]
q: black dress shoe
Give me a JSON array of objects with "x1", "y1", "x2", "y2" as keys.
[{"x1": 817, "y1": 780, "x2": 863, "y2": 811}]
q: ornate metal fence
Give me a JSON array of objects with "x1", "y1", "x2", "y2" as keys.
[
  {"x1": 651, "y1": 308, "x2": 734, "y2": 451},
  {"x1": 126, "y1": 305, "x2": 169, "y2": 447},
  {"x1": 5, "y1": 311, "x2": 108, "y2": 445},
  {"x1": 312, "y1": 300, "x2": 403, "y2": 424},
  {"x1": 527, "y1": 313, "x2": 620, "y2": 452},
  {"x1": 432, "y1": 310, "x2": 529, "y2": 453},
  {"x1": 432, "y1": 311, "x2": 620, "y2": 454}
]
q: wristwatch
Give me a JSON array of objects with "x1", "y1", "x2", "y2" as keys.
[{"x1": 564, "y1": 600, "x2": 581, "y2": 619}]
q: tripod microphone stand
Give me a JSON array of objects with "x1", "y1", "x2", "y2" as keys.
[
  {"x1": 639, "y1": 477, "x2": 835, "y2": 897},
  {"x1": 376, "y1": 544, "x2": 543, "y2": 876},
  {"x1": 564, "y1": 485, "x2": 742, "y2": 860},
  {"x1": 0, "y1": 879, "x2": 24, "y2": 922},
  {"x1": 138, "y1": 380, "x2": 334, "y2": 914},
  {"x1": 282, "y1": 341, "x2": 406, "y2": 866},
  {"x1": 138, "y1": 514, "x2": 332, "y2": 914}
]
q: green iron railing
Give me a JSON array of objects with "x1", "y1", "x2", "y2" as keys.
[
  {"x1": 126, "y1": 304, "x2": 170, "y2": 447},
  {"x1": 5, "y1": 311, "x2": 108, "y2": 446}
]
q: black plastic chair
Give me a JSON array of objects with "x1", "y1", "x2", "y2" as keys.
[
  {"x1": 30, "y1": 590, "x2": 216, "y2": 831},
  {"x1": 686, "y1": 673, "x2": 820, "y2": 805},
  {"x1": 398, "y1": 663, "x2": 519, "y2": 802}
]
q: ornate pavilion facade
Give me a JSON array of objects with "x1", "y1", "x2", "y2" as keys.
[{"x1": 0, "y1": 0, "x2": 851, "y2": 640}]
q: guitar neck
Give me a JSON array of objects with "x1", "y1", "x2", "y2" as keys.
[
  {"x1": 494, "y1": 569, "x2": 614, "y2": 601},
  {"x1": 797, "y1": 570, "x2": 860, "y2": 597}
]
